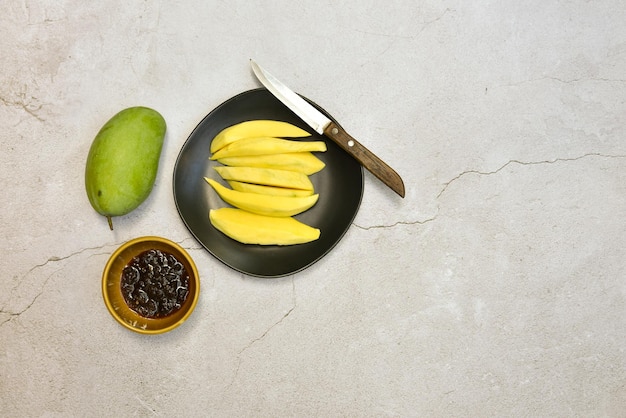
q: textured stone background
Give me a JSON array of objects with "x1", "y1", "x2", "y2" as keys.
[{"x1": 1, "y1": 1, "x2": 625, "y2": 416}]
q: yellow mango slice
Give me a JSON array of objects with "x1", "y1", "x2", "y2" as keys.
[
  {"x1": 218, "y1": 152, "x2": 325, "y2": 175},
  {"x1": 227, "y1": 180, "x2": 314, "y2": 197},
  {"x1": 205, "y1": 178, "x2": 318, "y2": 217},
  {"x1": 214, "y1": 166, "x2": 314, "y2": 191},
  {"x1": 210, "y1": 208, "x2": 320, "y2": 245},
  {"x1": 210, "y1": 120, "x2": 311, "y2": 153},
  {"x1": 210, "y1": 137, "x2": 326, "y2": 160}
]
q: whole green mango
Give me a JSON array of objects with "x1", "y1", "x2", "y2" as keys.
[{"x1": 85, "y1": 106, "x2": 166, "y2": 230}]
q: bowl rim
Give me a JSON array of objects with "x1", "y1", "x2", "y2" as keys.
[{"x1": 101, "y1": 235, "x2": 200, "y2": 335}]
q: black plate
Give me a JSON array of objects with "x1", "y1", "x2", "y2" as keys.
[{"x1": 173, "y1": 88, "x2": 363, "y2": 278}]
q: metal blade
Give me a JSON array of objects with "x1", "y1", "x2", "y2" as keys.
[{"x1": 250, "y1": 60, "x2": 330, "y2": 135}]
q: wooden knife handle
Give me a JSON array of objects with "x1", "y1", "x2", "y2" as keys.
[{"x1": 323, "y1": 121, "x2": 405, "y2": 198}]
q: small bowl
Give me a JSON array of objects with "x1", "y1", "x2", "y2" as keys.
[{"x1": 102, "y1": 236, "x2": 200, "y2": 334}]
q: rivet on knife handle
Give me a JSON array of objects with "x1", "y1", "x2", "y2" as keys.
[{"x1": 324, "y1": 121, "x2": 405, "y2": 198}]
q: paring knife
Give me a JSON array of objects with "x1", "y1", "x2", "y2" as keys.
[{"x1": 250, "y1": 60, "x2": 405, "y2": 198}]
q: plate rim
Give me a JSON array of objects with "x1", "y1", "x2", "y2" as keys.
[{"x1": 172, "y1": 88, "x2": 364, "y2": 278}]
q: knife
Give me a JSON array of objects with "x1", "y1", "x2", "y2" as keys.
[{"x1": 250, "y1": 60, "x2": 405, "y2": 198}]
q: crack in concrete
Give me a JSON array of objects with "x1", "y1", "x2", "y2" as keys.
[
  {"x1": 25, "y1": 243, "x2": 120, "y2": 275},
  {"x1": 0, "y1": 243, "x2": 122, "y2": 324},
  {"x1": 224, "y1": 278, "x2": 297, "y2": 393},
  {"x1": 415, "y1": 7, "x2": 454, "y2": 38},
  {"x1": 175, "y1": 237, "x2": 204, "y2": 252},
  {"x1": 353, "y1": 8, "x2": 453, "y2": 70},
  {"x1": 355, "y1": 8, "x2": 454, "y2": 40},
  {"x1": 0, "y1": 266, "x2": 61, "y2": 327},
  {"x1": 436, "y1": 152, "x2": 626, "y2": 200},
  {"x1": 1, "y1": 237, "x2": 201, "y2": 328},
  {"x1": 354, "y1": 216, "x2": 437, "y2": 231},
  {"x1": 353, "y1": 152, "x2": 625, "y2": 232},
  {"x1": 0, "y1": 94, "x2": 45, "y2": 122}
]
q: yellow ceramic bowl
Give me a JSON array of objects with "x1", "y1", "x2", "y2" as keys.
[{"x1": 102, "y1": 236, "x2": 199, "y2": 334}]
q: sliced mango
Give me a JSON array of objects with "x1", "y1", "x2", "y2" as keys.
[
  {"x1": 210, "y1": 120, "x2": 311, "y2": 153},
  {"x1": 218, "y1": 152, "x2": 325, "y2": 175},
  {"x1": 211, "y1": 137, "x2": 326, "y2": 160},
  {"x1": 227, "y1": 180, "x2": 314, "y2": 197},
  {"x1": 210, "y1": 208, "x2": 320, "y2": 245},
  {"x1": 205, "y1": 178, "x2": 318, "y2": 217},
  {"x1": 214, "y1": 166, "x2": 314, "y2": 191}
]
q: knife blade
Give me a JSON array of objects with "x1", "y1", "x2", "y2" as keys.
[{"x1": 250, "y1": 60, "x2": 405, "y2": 198}]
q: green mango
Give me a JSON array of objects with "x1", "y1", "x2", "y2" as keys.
[{"x1": 85, "y1": 106, "x2": 166, "y2": 230}]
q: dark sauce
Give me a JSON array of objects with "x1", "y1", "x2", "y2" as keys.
[{"x1": 120, "y1": 249, "x2": 190, "y2": 318}]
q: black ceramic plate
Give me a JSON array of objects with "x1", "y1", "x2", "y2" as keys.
[{"x1": 173, "y1": 88, "x2": 363, "y2": 278}]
